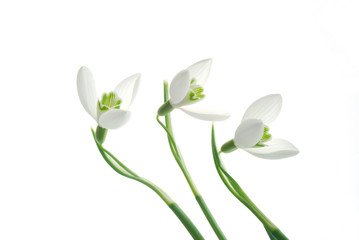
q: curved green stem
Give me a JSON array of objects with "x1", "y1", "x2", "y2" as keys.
[
  {"x1": 102, "y1": 148, "x2": 139, "y2": 177},
  {"x1": 156, "y1": 81, "x2": 227, "y2": 240},
  {"x1": 91, "y1": 129, "x2": 205, "y2": 240},
  {"x1": 211, "y1": 125, "x2": 289, "y2": 240}
]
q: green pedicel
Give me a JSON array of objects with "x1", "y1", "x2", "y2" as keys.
[
  {"x1": 157, "y1": 80, "x2": 227, "y2": 240},
  {"x1": 212, "y1": 125, "x2": 289, "y2": 240},
  {"x1": 91, "y1": 129, "x2": 205, "y2": 240}
]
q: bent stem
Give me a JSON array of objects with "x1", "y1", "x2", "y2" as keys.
[
  {"x1": 211, "y1": 125, "x2": 288, "y2": 240},
  {"x1": 91, "y1": 129, "x2": 205, "y2": 240},
  {"x1": 156, "y1": 81, "x2": 227, "y2": 240}
]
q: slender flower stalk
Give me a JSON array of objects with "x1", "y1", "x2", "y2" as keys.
[
  {"x1": 90, "y1": 130, "x2": 205, "y2": 240},
  {"x1": 212, "y1": 126, "x2": 288, "y2": 240},
  {"x1": 157, "y1": 81, "x2": 227, "y2": 240},
  {"x1": 212, "y1": 95, "x2": 298, "y2": 239}
]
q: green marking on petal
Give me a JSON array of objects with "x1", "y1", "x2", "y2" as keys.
[
  {"x1": 255, "y1": 125, "x2": 272, "y2": 147},
  {"x1": 98, "y1": 91, "x2": 122, "y2": 112},
  {"x1": 188, "y1": 78, "x2": 205, "y2": 102}
]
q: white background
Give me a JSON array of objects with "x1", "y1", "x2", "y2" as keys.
[{"x1": 1, "y1": 0, "x2": 358, "y2": 239}]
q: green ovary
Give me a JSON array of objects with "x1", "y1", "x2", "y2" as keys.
[
  {"x1": 255, "y1": 126, "x2": 272, "y2": 147},
  {"x1": 98, "y1": 92, "x2": 122, "y2": 112},
  {"x1": 189, "y1": 79, "x2": 205, "y2": 102}
]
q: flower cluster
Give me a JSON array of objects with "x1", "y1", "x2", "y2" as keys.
[
  {"x1": 77, "y1": 59, "x2": 299, "y2": 240},
  {"x1": 78, "y1": 59, "x2": 298, "y2": 159}
]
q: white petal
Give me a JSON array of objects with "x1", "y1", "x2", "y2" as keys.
[
  {"x1": 169, "y1": 70, "x2": 191, "y2": 105},
  {"x1": 114, "y1": 73, "x2": 141, "y2": 110},
  {"x1": 179, "y1": 106, "x2": 230, "y2": 121},
  {"x1": 98, "y1": 109, "x2": 131, "y2": 129},
  {"x1": 242, "y1": 94, "x2": 282, "y2": 125},
  {"x1": 77, "y1": 66, "x2": 98, "y2": 120},
  {"x1": 244, "y1": 138, "x2": 299, "y2": 159},
  {"x1": 186, "y1": 58, "x2": 212, "y2": 86},
  {"x1": 234, "y1": 119, "x2": 264, "y2": 148}
]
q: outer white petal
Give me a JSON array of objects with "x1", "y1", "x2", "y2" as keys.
[
  {"x1": 114, "y1": 73, "x2": 141, "y2": 110},
  {"x1": 234, "y1": 119, "x2": 264, "y2": 148},
  {"x1": 186, "y1": 58, "x2": 212, "y2": 86},
  {"x1": 98, "y1": 109, "x2": 131, "y2": 129},
  {"x1": 242, "y1": 94, "x2": 282, "y2": 125},
  {"x1": 243, "y1": 138, "x2": 299, "y2": 159},
  {"x1": 179, "y1": 106, "x2": 230, "y2": 121},
  {"x1": 77, "y1": 66, "x2": 98, "y2": 120},
  {"x1": 169, "y1": 70, "x2": 191, "y2": 105}
]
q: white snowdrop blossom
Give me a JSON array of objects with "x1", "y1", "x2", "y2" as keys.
[
  {"x1": 158, "y1": 59, "x2": 230, "y2": 121},
  {"x1": 77, "y1": 66, "x2": 141, "y2": 129},
  {"x1": 221, "y1": 94, "x2": 299, "y2": 159}
]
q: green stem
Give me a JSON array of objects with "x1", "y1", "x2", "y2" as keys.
[
  {"x1": 196, "y1": 195, "x2": 227, "y2": 239},
  {"x1": 102, "y1": 148, "x2": 139, "y2": 177},
  {"x1": 169, "y1": 203, "x2": 205, "y2": 240},
  {"x1": 211, "y1": 125, "x2": 289, "y2": 240},
  {"x1": 91, "y1": 129, "x2": 205, "y2": 240},
  {"x1": 157, "y1": 81, "x2": 227, "y2": 240}
]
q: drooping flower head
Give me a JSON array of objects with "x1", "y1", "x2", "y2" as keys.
[
  {"x1": 221, "y1": 94, "x2": 299, "y2": 159},
  {"x1": 157, "y1": 59, "x2": 230, "y2": 121},
  {"x1": 77, "y1": 66, "x2": 141, "y2": 131}
]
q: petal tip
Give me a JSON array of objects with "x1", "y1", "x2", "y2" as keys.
[
  {"x1": 193, "y1": 58, "x2": 213, "y2": 69},
  {"x1": 128, "y1": 72, "x2": 141, "y2": 85},
  {"x1": 271, "y1": 94, "x2": 282, "y2": 101},
  {"x1": 179, "y1": 106, "x2": 230, "y2": 121},
  {"x1": 220, "y1": 111, "x2": 231, "y2": 121},
  {"x1": 78, "y1": 66, "x2": 90, "y2": 74},
  {"x1": 132, "y1": 72, "x2": 141, "y2": 79},
  {"x1": 244, "y1": 139, "x2": 300, "y2": 159},
  {"x1": 242, "y1": 94, "x2": 283, "y2": 124},
  {"x1": 201, "y1": 58, "x2": 213, "y2": 64}
]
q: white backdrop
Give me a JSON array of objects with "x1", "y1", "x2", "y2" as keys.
[{"x1": 1, "y1": 0, "x2": 358, "y2": 239}]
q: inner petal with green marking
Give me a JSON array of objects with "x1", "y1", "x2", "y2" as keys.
[
  {"x1": 188, "y1": 78, "x2": 205, "y2": 102},
  {"x1": 98, "y1": 92, "x2": 122, "y2": 112},
  {"x1": 255, "y1": 125, "x2": 272, "y2": 147}
]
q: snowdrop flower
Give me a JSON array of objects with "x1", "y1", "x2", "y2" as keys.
[
  {"x1": 157, "y1": 59, "x2": 230, "y2": 121},
  {"x1": 77, "y1": 66, "x2": 140, "y2": 143},
  {"x1": 221, "y1": 94, "x2": 299, "y2": 159}
]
